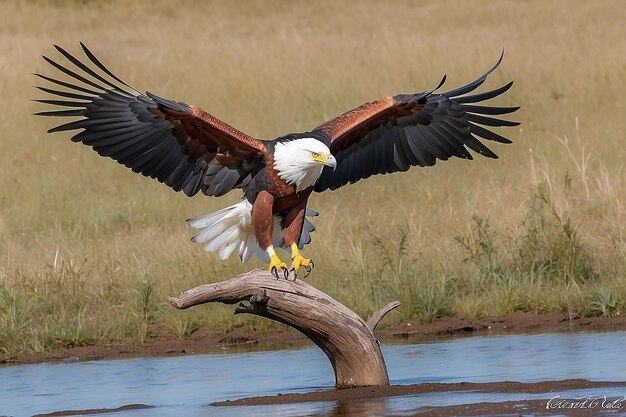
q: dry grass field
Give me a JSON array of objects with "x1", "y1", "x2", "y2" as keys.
[{"x1": 1, "y1": 0, "x2": 625, "y2": 357}]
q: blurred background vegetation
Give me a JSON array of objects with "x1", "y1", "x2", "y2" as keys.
[{"x1": 1, "y1": 0, "x2": 625, "y2": 358}]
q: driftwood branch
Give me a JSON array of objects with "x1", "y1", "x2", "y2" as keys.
[
  {"x1": 169, "y1": 269, "x2": 400, "y2": 388},
  {"x1": 367, "y1": 301, "x2": 401, "y2": 331}
]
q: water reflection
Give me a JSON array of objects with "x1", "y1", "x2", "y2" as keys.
[
  {"x1": 333, "y1": 399, "x2": 390, "y2": 417},
  {"x1": 2, "y1": 330, "x2": 626, "y2": 417}
]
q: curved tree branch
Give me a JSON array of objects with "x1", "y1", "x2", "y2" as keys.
[
  {"x1": 169, "y1": 269, "x2": 399, "y2": 388},
  {"x1": 367, "y1": 301, "x2": 401, "y2": 331}
]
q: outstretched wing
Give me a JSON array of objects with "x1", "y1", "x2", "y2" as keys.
[
  {"x1": 34, "y1": 43, "x2": 267, "y2": 197},
  {"x1": 313, "y1": 53, "x2": 519, "y2": 192}
]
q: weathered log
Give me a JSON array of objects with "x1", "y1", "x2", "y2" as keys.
[{"x1": 169, "y1": 269, "x2": 400, "y2": 388}]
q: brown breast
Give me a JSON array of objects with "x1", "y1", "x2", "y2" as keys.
[
  {"x1": 272, "y1": 188, "x2": 313, "y2": 214},
  {"x1": 261, "y1": 153, "x2": 313, "y2": 214}
]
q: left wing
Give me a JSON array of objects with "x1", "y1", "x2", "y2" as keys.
[
  {"x1": 34, "y1": 43, "x2": 267, "y2": 197},
  {"x1": 313, "y1": 53, "x2": 519, "y2": 192}
]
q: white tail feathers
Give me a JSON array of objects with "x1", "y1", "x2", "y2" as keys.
[
  {"x1": 188, "y1": 200, "x2": 256, "y2": 261},
  {"x1": 187, "y1": 200, "x2": 317, "y2": 263}
]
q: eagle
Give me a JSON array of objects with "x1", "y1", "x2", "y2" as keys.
[{"x1": 34, "y1": 44, "x2": 519, "y2": 280}]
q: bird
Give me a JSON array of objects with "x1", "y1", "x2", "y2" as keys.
[{"x1": 34, "y1": 43, "x2": 519, "y2": 280}]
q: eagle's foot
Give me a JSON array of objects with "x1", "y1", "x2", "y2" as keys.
[
  {"x1": 268, "y1": 254, "x2": 288, "y2": 280},
  {"x1": 289, "y1": 244, "x2": 314, "y2": 280}
]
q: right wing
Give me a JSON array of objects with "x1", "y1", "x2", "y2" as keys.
[
  {"x1": 34, "y1": 43, "x2": 267, "y2": 197},
  {"x1": 313, "y1": 53, "x2": 519, "y2": 192}
]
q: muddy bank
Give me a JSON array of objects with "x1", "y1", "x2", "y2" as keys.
[
  {"x1": 32, "y1": 404, "x2": 153, "y2": 417},
  {"x1": 211, "y1": 379, "x2": 626, "y2": 406},
  {"x1": 4, "y1": 312, "x2": 626, "y2": 365}
]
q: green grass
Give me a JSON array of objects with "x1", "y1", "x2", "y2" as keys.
[{"x1": 1, "y1": 0, "x2": 626, "y2": 358}]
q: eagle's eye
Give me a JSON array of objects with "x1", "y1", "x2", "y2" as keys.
[{"x1": 311, "y1": 152, "x2": 319, "y2": 158}]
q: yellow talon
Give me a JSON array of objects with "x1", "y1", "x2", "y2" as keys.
[
  {"x1": 268, "y1": 253, "x2": 288, "y2": 274},
  {"x1": 267, "y1": 254, "x2": 287, "y2": 271},
  {"x1": 290, "y1": 243, "x2": 312, "y2": 275}
]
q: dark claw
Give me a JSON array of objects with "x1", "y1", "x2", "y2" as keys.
[
  {"x1": 282, "y1": 267, "x2": 290, "y2": 281},
  {"x1": 286, "y1": 268, "x2": 297, "y2": 282},
  {"x1": 271, "y1": 267, "x2": 279, "y2": 279},
  {"x1": 301, "y1": 260, "x2": 314, "y2": 279}
]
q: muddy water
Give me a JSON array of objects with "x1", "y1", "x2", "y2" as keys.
[{"x1": 2, "y1": 330, "x2": 626, "y2": 417}]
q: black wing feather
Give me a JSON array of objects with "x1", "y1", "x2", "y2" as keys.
[
  {"x1": 35, "y1": 86, "x2": 93, "y2": 101},
  {"x1": 33, "y1": 73, "x2": 100, "y2": 95}
]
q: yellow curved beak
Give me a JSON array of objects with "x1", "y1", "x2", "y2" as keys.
[{"x1": 313, "y1": 153, "x2": 337, "y2": 170}]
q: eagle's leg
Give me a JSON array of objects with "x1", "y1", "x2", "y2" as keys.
[
  {"x1": 252, "y1": 191, "x2": 288, "y2": 279},
  {"x1": 283, "y1": 202, "x2": 313, "y2": 280}
]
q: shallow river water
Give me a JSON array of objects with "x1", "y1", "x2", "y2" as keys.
[{"x1": 2, "y1": 330, "x2": 626, "y2": 417}]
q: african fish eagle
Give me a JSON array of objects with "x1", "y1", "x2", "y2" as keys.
[{"x1": 34, "y1": 44, "x2": 519, "y2": 280}]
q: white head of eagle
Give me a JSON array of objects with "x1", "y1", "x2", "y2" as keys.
[{"x1": 273, "y1": 138, "x2": 337, "y2": 192}]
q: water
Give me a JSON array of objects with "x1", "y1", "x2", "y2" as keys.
[{"x1": 1, "y1": 331, "x2": 625, "y2": 417}]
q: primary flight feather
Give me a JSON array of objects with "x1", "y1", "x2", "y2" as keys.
[{"x1": 35, "y1": 43, "x2": 519, "y2": 280}]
